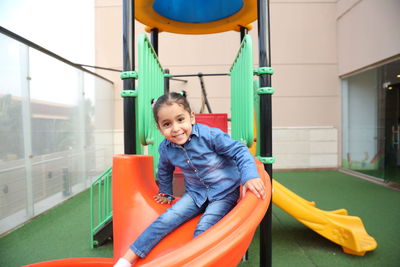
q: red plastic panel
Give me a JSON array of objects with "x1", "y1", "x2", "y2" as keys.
[{"x1": 195, "y1": 113, "x2": 228, "y2": 133}]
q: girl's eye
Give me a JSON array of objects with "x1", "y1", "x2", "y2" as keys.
[
  {"x1": 178, "y1": 117, "x2": 185, "y2": 122},
  {"x1": 162, "y1": 122, "x2": 170, "y2": 127}
]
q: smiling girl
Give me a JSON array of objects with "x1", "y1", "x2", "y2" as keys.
[{"x1": 114, "y1": 92, "x2": 265, "y2": 267}]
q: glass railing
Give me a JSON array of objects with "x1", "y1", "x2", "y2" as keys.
[{"x1": 0, "y1": 27, "x2": 114, "y2": 235}]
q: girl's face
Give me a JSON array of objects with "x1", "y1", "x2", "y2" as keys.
[{"x1": 156, "y1": 103, "x2": 195, "y2": 145}]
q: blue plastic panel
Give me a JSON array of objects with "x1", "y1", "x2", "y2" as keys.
[{"x1": 153, "y1": 0, "x2": 243, "y2": 23}]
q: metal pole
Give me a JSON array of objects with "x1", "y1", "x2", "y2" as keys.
[
  {"x1": 241, "y1": 24, "x2": 249, "y2": 263},
  {"x1": 20, "y1": 45, "x2": 34, "y2": 218},
  {"x1": 240, "y1": 26, "x2": 248, "y2": 42},
  {"x1": 257, "y1": 0, "x2": 273, "y2": 266},
  {"x1": 122, "y1": 0, "x2": 136, "y2": 154},
  {"x1": 198, "y1": 73, "x2": 213, "y2": 113},
  {"x1": 164, "y1": 68, "x2": 170, "y2": 94},
  {"x1": 150, "y1": 28, "x2": 159, "y2": 55}
]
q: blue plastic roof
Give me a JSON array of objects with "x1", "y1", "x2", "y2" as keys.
[{"x1": 153, "y1": 0, "x2": 244, "y2": 23}]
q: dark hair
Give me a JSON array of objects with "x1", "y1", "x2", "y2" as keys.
[{"x1": 152, "y1": 91, "x2": 192, "y2": 123}]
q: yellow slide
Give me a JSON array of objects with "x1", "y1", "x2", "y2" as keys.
[{"x1": 272, "y1": 180, "x2": 377, "y2": 256}]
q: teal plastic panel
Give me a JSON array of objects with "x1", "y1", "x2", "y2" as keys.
[
  {"x1": 230, "y1": 34, "x2": 254, "y2": 147},
  {"x1": 137, "y1": 34, "x2": 165, "y2": 170}
]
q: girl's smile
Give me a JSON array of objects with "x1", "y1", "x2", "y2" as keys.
[{"x1": 157, "y1": 103, "x2": 195, "y2": 145}]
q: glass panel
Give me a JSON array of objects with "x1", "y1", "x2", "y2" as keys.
[
  {"x1": 342, "y1": 59, "x2": 400, "y2": 184},
  {"x1": 0, "y1": 34, "x2": 28, "y2": 233},
  {"x1": 381, "y1": 61, "x2": 400, "y2": 183},
  {"x1": 84, "y1": 72, "x2": 114, "y2": 183},
  {"x1": 0, "y1": 34, "x2": 25, "y2": 160},
  {"x1": 28, "y1": 48, "x2": 84, "y2": 214},
  {"x1": 342, "y1": 69, "x2": 379, "y2": 172},
  {"x1": 0, "y1": 31, "x2": 114, "y2": 235}
]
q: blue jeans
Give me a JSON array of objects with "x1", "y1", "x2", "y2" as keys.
[{"x1": 130, "y1": 188, "x2": 239, "y2": 258}]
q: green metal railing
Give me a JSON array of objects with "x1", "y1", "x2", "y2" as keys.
[
  {"x1": 230, "y1": 34, "x2": 254, "y2": 147},
  {"x1": 90, "y1": 166, "x2": 112, "y2": 248}
]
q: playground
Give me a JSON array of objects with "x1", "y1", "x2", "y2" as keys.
[
  {"x1": 1, "y1": 0, "x2": 399, "y2": 266},
  {"x1": 1, "y1": 169, "x2": 399, "y2": 266}
]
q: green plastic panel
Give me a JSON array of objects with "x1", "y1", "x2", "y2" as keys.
[
  {"x1": 230, "y1": 34, "x2": 254, "y2": 147},
  {"x1": 137, "y1": 34, "x2": 165, "y2": 170},
  {"x1": 89, "y1": 166, "x2": 112, "y2": 248}
]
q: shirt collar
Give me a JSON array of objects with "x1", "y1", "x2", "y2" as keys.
[{"x1": 191, "y1": 123, "x2": 200, "y2": 137}]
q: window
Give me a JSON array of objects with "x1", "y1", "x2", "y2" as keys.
[{"x1": 342, "y1": 59, "x2": 400, "y2": 184}]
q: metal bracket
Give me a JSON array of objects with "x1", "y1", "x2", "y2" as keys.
[
  {"x1": 257, "y1": 156, "x2": 276, "y2": 164},
  {"x1": 120, "y1": 71, "x2": 138, "y2": 80},
  {"x1": 257, "y1": 87, "x2": 275, "y2": 95},
  {"x1": 120, "y1": 90, "x2": 138, "y2": 98},
  {"x1": 254, "y1": 67, "x2": 274, "y2": 76}
]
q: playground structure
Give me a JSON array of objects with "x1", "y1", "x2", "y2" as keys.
[{"x1": 24, "y1": 0, "x2": 376, "y2": 266}]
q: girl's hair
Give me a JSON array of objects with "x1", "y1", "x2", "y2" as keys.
[{"x1": 152, "y1": 91, "x2": 192, "y2": 123}]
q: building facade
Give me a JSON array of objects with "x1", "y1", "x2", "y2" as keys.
[{"x1": 95, "y1": 0, "x2": 400, "y2": 183}]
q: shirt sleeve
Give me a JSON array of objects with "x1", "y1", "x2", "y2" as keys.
[
  {"x1": 210, "y1": 128, "x2": 260, "y2": 184},
  {"x1": 157, "y1": 142, "x2": 175, "y2": 195}
]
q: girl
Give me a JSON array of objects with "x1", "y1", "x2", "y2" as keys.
[{"x1": 115, "y1": 92, "x2": 266, "y2": 267}]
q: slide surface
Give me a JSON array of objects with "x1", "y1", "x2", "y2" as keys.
[
  {"x1": 272, "y1": 180, "x2": 377, "y2": 256},
  {"x1": 112, "y1": 155, "x2": 270, "y2": 266},
  {"x1": 25, "y1": 155, "x2": 270, "y2": 267}
]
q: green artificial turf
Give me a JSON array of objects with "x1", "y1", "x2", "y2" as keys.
[
  {"x1": 264, "y1": 170, "x2": 400, "y2": 267},
  {"x1": 1, "y1": 170, "x2": 399, "y2": 267},
  {"x1": 0, "y1": 190, "x2": 113, "y2": 267}
]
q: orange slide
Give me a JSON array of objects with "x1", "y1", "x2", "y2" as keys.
[{"x1": 24, "y1": 155, "x2": 271, "y2": 267}]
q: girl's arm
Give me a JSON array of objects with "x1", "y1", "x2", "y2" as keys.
[
  {"x1": 156, "y1": 143, "x2": 175, "y2": 204},
  {"x1": 242, "y1": 178, "x2": 266, "y2": 199},
  {"x1": 154, "y1": 193, "x2": 175, "y2": 204},
  {"x1": 211, "y1": 128, "x2": 266, "y2": 199},
  {"x1": 211, "y1": 129, "x2": 259, "y2": 183}
]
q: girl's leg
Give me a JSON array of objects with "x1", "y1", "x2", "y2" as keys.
[
  {"x1": 194, "y1": 188, "x2": 239, "y2": 237},
  {"x1": 130, "y1": 193, "x2": 205, "y2": 259}
]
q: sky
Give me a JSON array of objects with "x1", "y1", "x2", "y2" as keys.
[{"x1": 0, "y1": 0, "x2": 95, "y2": 104}]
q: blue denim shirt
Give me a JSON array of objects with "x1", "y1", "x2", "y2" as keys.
[{"x1": 157, "y1": 123, "x2": 260, "y2": 207}]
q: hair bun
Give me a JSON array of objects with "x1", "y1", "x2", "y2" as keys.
[{"x1": 178, "y1": 90, "x2": 187, "y2": 97}]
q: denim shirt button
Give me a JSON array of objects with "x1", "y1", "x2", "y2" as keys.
[{"x1": 194, "y1": 169, "x2": 197, "y2": 172}]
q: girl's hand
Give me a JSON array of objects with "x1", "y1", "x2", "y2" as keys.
[
  {"x1": 242, "y1": 178, "x2": 266, "y2": 199},
  {"x1": 154, "y1": 193, "x2": 174, "y2": 204}
]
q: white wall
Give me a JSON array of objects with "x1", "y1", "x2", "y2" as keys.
[
  {"x1": 274, "y1": 127, "x2": 338, "y2": 169},
  {"x1": 337, "y1": 0, "x2": 400, "y2": 76},
  {"x1": 96, "y1": 0, "x2": 340, "y2": 169}
]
